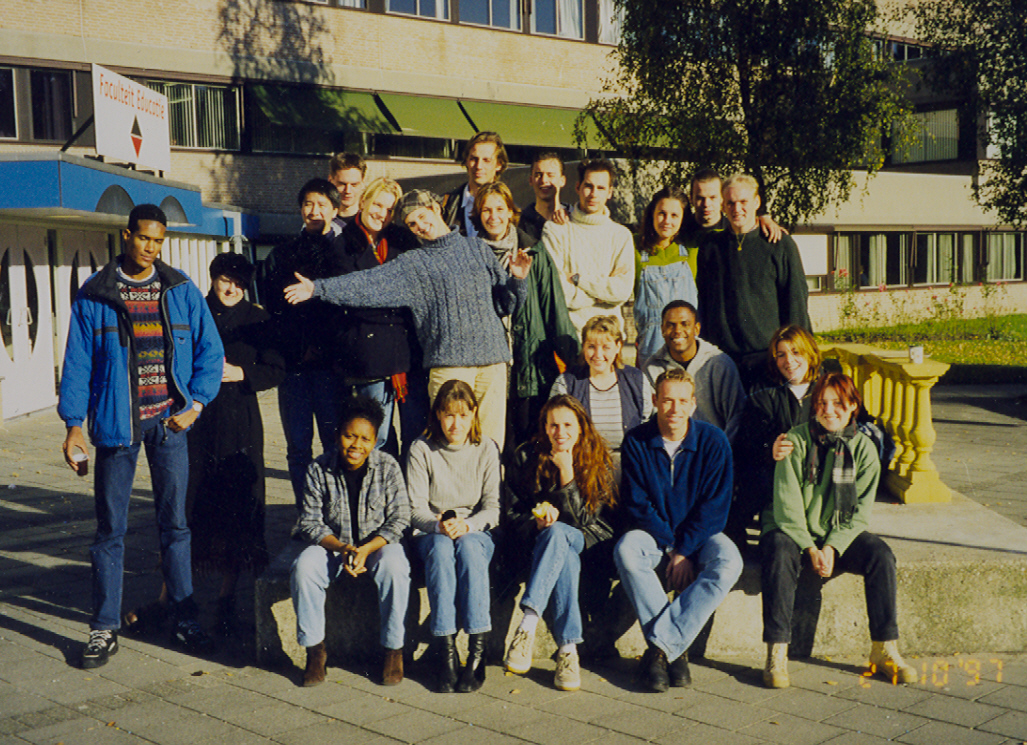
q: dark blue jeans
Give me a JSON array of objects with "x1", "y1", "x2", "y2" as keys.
[
  {"x1": 278, "y1": 369, "x2": 343, "y2": 508},
  {"x1": 91, "y1": 415, "x2": 192, "y2": 631}
]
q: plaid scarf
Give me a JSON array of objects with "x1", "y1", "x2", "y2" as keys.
[{"x1": 805, "y1": 419, "x2": 859, "y2": 527}]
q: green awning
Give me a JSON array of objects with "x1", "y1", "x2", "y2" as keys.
[
  {"x1": 250, "y1": 85, "x2": 394, "y2": 134},
  {"x1": 376, "y1": 93, "x2": 475, "y2": 140},
  {"x1": 459, "y1": 101, "x2": 601, "y2": 149}
]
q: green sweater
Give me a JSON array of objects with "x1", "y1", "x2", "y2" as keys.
[{"x1": 761, "y1": 421, "x2": 881, "y2": 555}]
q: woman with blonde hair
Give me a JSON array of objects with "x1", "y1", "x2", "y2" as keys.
[
  {"x1": 337, "y1": 176, "x2": 418, "y2": 451},
  {"x1": 502, "y1": 394, "x2": 619, "y2": 690},
  {"x1": 550, "y1": 315, "x2": 653, "y2": 451}
]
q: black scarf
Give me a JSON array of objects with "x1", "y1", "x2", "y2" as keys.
[{"x1": 805, "y1": 419, "x2": 859, "y2": 527}]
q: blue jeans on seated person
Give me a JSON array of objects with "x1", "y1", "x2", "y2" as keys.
[
  {"x1": 291, "y1": 542, "x2": 411, "y2": 650},
  {"x1": 614, "y1": 530, "x2": 742, "y2": 661},
  {"x1": 91, "y1": 413, "x2": 193, "y2": 631},
  {"x1": 521, "y1": 522, "x2": 585, "y2": 646},
  {"x1": 415, "y1": 531, "x2": 494, "y2": 636}
]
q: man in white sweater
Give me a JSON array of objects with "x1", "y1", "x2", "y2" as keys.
[{"x1": 542, "y1": 159, "x2": 634, "y2": 334}]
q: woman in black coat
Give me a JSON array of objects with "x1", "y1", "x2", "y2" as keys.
[
  {"x1": 188, "y1": 253, "x2": 286, "y2": 635},
  {"x1": 122, "y1": 253, "x2": 286, "y2": 640}
]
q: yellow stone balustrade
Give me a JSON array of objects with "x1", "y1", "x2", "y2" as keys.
[{"x1": 820, "y1": 343, "x2": 951, "y2": 504}]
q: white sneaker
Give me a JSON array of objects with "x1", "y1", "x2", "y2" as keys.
[
  {"x1": 504, "y1": 627, "x2": 535, "y2": 674},
  {"x1": 554, "y1": 650, "x2": 581, "y2": 691}
]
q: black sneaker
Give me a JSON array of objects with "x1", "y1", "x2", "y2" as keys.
[
  {"x1": 170, "y1": 619, "x2": 215, "y2": 654},
  {"x1": 636, "y1": 643, "x2": 669, "y2": 692},
  {"x1": 82, "y1": 630, "x2": 119, "y2": 669},
  {"x1": 669, "y1": 652, "x2": 692, "y2": 687}
]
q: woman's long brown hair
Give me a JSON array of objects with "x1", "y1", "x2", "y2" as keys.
[{"x1": 532, "y1": 394, "x2": 617, "y2": 512}]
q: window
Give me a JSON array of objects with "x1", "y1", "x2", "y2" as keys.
[
  {"x1": 144, "y1": 82, "x2": 240, "y2": 150},
  {"x1": 0, "y1": 68, "x2": 15, "y2": 139},
  {"x1": 31, "y1": 70, "x2": 73, "y2": 141},
  {"x1": 913, "y1": 233, "x2": 959, "y2": 285},
  {"x1": 598, "y1": 0, "x2": 624, "y2": 44},
  {"x1": 388, "y1": 0, "x2": 448, "y2": 20},
  {"x1": 893, "y1": 109, "x2": 958, "y2": 164},
  {"x1": 461, "y1": 0, "x2": 519, "y2": 29},
  {"x1": 985, "y1": 233, "x2": 1024, "y2": 282},
  {"x1": 531, "y1": 0, "x2": 582, "y2": 39}
]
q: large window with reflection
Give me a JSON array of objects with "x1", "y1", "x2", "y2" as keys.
[
  {"x1": 835, "y1": 231, "x2": 986, "y2": 289},
  {"x1": 144, "y1": 81, "x2": 241, "y2": 150},
  {"x1": 531, "y1": 0, "x2": 582, "y2": 39},
  {"x1": 30, "y1": 70, "x2": 72, "y2": 141}
]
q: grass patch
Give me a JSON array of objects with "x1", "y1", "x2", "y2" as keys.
[{"x1": 818, "y1": 314, "x2": 1027, "y2": 374}]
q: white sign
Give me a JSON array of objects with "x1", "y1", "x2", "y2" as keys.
[
  {"x1": 91, "y1": 64, "x2": 171, "y2": 172},
  {"x1": 792, "y1": 233, "x2": 829, "y2": 276}
]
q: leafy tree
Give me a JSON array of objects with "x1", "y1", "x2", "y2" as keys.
[
  {"x1": 915, "y1": 0, "x2": 1027, "y2": 227},
  {"x1": 586, "y1": 0, "x2": 913, "y2": 225}
]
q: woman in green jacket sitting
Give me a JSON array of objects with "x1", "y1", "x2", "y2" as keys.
[{"x1": 760, "y1": 372, "x2": 916, "y2": 689}]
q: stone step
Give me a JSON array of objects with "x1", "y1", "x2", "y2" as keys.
[{"x1": 256, "y1": 493, "x2": 1027, "y2": 670}]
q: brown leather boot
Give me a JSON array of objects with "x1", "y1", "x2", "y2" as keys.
[
  {"x1": 382, "y1": 648, "x2": 404, "y2": 686},
  {"x1": 302, "y1": 642, "x2": 327, "y2": 687}
]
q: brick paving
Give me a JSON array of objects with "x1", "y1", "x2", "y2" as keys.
[{"x1": 0, "y1": 384, "x2": 1025, "y2": 744}]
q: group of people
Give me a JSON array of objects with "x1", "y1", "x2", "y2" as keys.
[{"x1": 58, "y1": 131, "x2": 918, "y2": 698}]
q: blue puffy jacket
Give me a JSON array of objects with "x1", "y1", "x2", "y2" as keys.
[{"x1": 58, "y1": 258, "x2": 224, "y2": 447}]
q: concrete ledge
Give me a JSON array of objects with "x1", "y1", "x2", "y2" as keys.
[{"x1": 256, "y1": 492, "x2": 1027, "y2": 670}]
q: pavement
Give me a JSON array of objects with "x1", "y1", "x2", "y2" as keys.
[{"x1": 1, "y1": 384, "x2": 1026, "y2": 745}]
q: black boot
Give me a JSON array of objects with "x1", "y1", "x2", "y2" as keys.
[
  {"x1": 436, "y1": 635, "x2": 458, "y2": 693},
  {"x1": 456, "y1": 632, "x2": 488, "y2": 693},
  {"x1": 669, "y1": 652, "x2": 692, "y2": 687}
]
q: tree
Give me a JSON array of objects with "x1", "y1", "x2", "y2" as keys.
[
  {"x1": 915, "y1": 0, "x2": 1027, "y2": 228},
  {"x1": 586, "y1": 0, "x2": 913, "y2": 225}
]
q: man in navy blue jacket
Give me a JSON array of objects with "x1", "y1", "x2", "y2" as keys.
[
  {"x1": 59, "y1": 204, "x2": 223, "y2": 669},
  {"x1": 614, "y1": 367, "x2": 743, "y2": 692}
]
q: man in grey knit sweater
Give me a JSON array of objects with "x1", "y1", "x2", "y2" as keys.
[{"x1": 285, "y1": 190, "x2": 532, "y2": 450}]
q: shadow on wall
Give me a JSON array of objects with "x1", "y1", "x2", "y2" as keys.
[{"x1": 212, "y1": 0, "x2": 390, "y2": 225}]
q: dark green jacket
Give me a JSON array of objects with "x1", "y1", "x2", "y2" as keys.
[{"x1": 510, "y1": 234, "x2": 579, "y2": 398}]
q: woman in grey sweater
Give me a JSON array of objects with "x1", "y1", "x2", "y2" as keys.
[{"x1": 407, "y1": 380, "x2": 500, "y2": 693}]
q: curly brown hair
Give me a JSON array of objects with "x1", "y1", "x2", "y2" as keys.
[{"x1": 532, "y1": 395, "x2": 617, "y2": 513}]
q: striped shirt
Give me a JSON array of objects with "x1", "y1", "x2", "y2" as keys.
[
  {"x1": 588, "y1": 381, "x2": 625, "y2": 450},
  {"x1": 118, "y1": 268, "x2": 173, "y2": 420}
]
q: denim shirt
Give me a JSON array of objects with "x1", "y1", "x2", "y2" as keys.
[{"x1": 294, "y1": 449, "x2": 410, "y2": 547}]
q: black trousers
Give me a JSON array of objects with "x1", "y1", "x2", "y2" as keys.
[{"x1": 760, "y1": 529, "x2": 899, "y2": 644}]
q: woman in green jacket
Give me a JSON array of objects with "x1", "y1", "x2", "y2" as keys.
[
  {"x1": 472, "y1": 182, "x2": 578, "y2": 451},
  {"x1": 760, "y1": 372, "x2": 916, "y2": 689}
]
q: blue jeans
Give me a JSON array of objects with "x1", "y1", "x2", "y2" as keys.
[
  {"x1": 614, "y1": 530, "x2": 742, "y2": 661},
  {"x1": 522, "y1": 522, "x2": 585, "y2": 646},
  {"x1": 278, "y1": 369, "x2": 343, "y2": 507},
  {"x1": 91, "y1": 415, "x2": 192, "y2": 630},
  {"x1": 415, "y1": 531, "x2": 494, "y2": 636},
  {"x1": 347, "y1": 379, "x2": 394, "y2": 450},
  {"x1": 291, "y1": 543, "x2": 410, "y2": 650},
  {"x1": 398, "y1": 367, "x2": 429, "y2": 463}
]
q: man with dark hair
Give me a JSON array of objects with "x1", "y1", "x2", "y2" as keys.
[
  {"x1": 520, "y1": 151, "x2": 569, "y2": 242},
  {"x1": 541, "y1": 158, "x2": 633, "y2": 333},
  {"x1": 328, "y1": 152, "x2": 367, "y2": 227},
  {"x1": 59, "y1": 204, "x2": 224, "y2": 669},
  {"x1": 257, "y1": 178, "x2": 348, "y2": 507},
  {"x1": 641, "y1": 300, "x2": 744, "y2": 444},
  {"x1": 441, "y1": 132, "x2": 508, "y2": 237},
  {"x1": 696, "y1": 174, "x2": 810, "y2": 386},
  {"x1": 615, "y1": 367, "x2": 742, "y2": 692}
]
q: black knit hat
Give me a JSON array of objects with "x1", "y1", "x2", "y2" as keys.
[{"x1": 209, "y1": 252, "x2": 255, "y2": 288}]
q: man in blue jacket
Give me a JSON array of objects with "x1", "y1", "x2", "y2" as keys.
[
  {"x1": 614, "y1": 367, "x2": 743, "y2": 692},
  {"x1": 59, "y1": 204, "x2": 224, "y2": 669}
]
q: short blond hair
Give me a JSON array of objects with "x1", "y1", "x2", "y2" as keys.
[
  {"x1": 722, "y1": 173, "x2": 759, "y2": 195},
  {"x1": 360, "y1": 177, "x2": 402, "y2": 210},
  {"x1": 654, "y1": 367, "x2": 696, "y2": 398}
]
